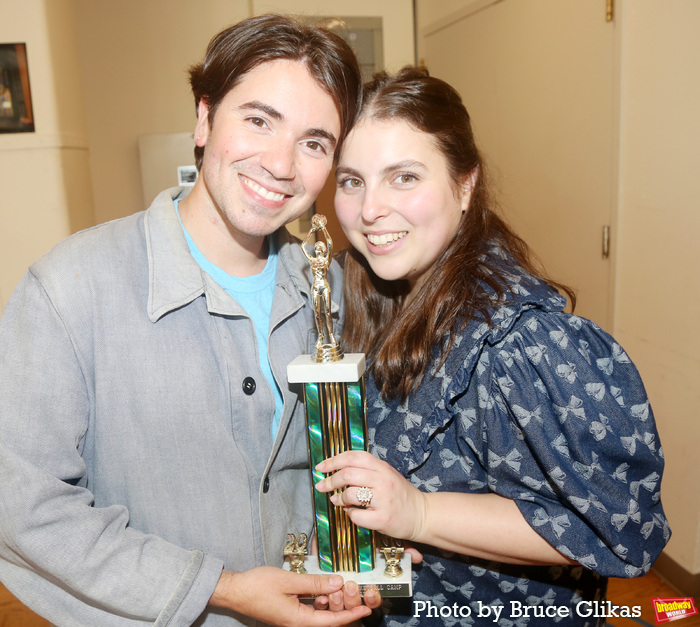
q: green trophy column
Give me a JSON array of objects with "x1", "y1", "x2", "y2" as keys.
[{"x1": 305, "y1": 377, "x2": 374, "y2": 573}]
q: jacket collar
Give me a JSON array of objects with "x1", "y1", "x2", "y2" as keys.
[
  {"x1": 144, "y1": 187, "x2": 331, "y2": 322},
  {"x1": 145, "y1": 187, "x2": 208, "y2": 322}
]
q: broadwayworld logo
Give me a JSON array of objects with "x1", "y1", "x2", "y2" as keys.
[{"x1": 651, "y1": 597, "x2": 698, "y2": 623}]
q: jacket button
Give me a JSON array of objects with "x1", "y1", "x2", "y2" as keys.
[
  {"x1": 242, "y1": 377, "x2": 256, "y2": 395},
  {"x1": 263, "y1": 476, "x2": 270, "y2": 493}
]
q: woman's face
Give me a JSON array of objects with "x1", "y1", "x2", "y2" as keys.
[{"x1": 335, "y1": 118, "x2": 472, "y2": 295}]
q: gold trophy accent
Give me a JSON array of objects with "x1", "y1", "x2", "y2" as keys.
[
  {"x1": 381, "y1": 546, "x2": 404, "y2": 578},
  {"x1": 283, "y1": 533, "x2": 308, "y2": 574},
  {"x1": 301, "y1": 214, "x2": 343, "y2": 363}
]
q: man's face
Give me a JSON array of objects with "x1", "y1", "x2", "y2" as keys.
[{"x1": 194, "y1": 59, "x2": 341, "y2": 240}]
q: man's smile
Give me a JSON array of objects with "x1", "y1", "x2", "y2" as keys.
[{"x1": 239, "y1": 174, "x2": 289, "y2": 202}]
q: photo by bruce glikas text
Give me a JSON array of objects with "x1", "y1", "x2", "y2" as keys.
[{"x1": 413, "y1": 600, "x2": 643, "y2": 621}]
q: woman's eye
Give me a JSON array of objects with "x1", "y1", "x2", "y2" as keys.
[
  {"x1": 338, "y1": 177, "x2": 363, "y2": 189},
  {"x1": 248, "y1": 117, "x2": 267, "y2": 128},
  {"x1": 397, "y1": 173, "x2": 417, "y2": 184}
]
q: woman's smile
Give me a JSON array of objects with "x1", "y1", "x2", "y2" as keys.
[{"x1": 335, "y1": 118, "x2": 470, "y2": 294}]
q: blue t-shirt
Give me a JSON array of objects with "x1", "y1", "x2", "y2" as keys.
[{"x1": 175, "y1": 201, "x2": 283, "y2": 438}]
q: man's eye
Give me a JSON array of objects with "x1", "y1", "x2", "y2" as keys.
[
  {"x1": 248, "y1": 117, "x2": 266, "y2": 128},
  {"x1": 305, "y1": 140, "x2": 325, "y2": 153}
]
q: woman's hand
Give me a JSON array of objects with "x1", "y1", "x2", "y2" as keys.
[
  {"x1": 315, "y1": 450, "x2": 428, "y2": 542},
  {"x1": 316, "y1": 452, "x2": 574, "y2": 567}
]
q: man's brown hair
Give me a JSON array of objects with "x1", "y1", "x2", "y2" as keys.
[{"x1": 189, "y1": 14, "x2": 362, "y2": 170}]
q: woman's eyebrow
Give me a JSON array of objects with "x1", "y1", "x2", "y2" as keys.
[
  {"x1": 335, "y1": 165, "x2": 362, "y2": 178},
  {"x1": 381, "y1": 160, "x2": 426, "y2": 176}
]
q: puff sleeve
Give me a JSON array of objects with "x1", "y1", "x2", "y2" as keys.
[{"x1": 456, "y1": 310, "x2": 669, "y2": 577}]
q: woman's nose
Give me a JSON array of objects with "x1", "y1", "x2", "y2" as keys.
[{"x1": 360, "y1": 187, "x2": 389, "y2": 222}]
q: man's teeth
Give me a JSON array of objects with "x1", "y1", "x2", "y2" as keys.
[
  {"x1": 242, "y1": 177, "x2": 286, "y2": 201},
  {"x1": 367, "y1": 232, "x2": 408, "y2": 246}
]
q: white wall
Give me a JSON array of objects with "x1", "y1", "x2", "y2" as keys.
[
  {"x1": 414, "y1": 0, "x2": 497, "y2": 63},
  {"x1": 0, "y1": 0, "x2": 93, "y2": 311},
  {"x1": 72, "y1": 0, "x2": 250, "y2": 226},
  {"x1": 613, "y1": 0, "x2": 700, "y2": 575},
  {"x1": 252, "y1": 0, "x2": 415, "y2": 72}
]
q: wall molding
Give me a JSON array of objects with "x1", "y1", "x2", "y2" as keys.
[
  {"x1": 421, "y1": 0, "x2": 503, "y2": 37},
  {"x1": 0, "y1": 132, "x2": 89, "y2": 152},
  {"x1": 653, "y1": 552, "x2": 700, "y2": 598}
]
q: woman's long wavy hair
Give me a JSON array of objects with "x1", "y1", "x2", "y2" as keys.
[{"x1": 341, "y1": 66, "x2": 575, "y2": 401}]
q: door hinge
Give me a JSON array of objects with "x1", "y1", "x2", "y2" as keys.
[
  {"x1": 602, "y1": 225, "x2": 611, "y2": 259},
  {"x1": 606, "y1": 0, "x2": 614, "y2": 22}
]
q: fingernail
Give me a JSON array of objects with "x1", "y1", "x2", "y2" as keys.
[
  {"x1": 346, "y1": 582, "x2": 358, "y2": 596},
  {"x1": 315, "y1": 479, "x2": 325, "y2": 490},
  {"x1": 329, "y1": 575, "x2": 343, "y2": 588}
]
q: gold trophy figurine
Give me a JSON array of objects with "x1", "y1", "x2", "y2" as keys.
[
  {"x1": 301, "y1": 214, "x2": 343, "y2": 363},
  {"x1": 285, "y1": 215, "x2": 412, "y2": 598}
]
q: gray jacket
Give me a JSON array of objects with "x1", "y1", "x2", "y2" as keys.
[{"x1": 0, "y1": 188, "x2": 342, "y2": 626}]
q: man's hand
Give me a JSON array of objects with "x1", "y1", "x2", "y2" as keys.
[
  {"x1": 210, "y1": 566, "x2": 372, "y2": 626},
  {"x1": 308, "y1": 535, "x2": 382, "y2": 613},
  {"x1": 314, "y1": 579, "x2": 382, "y2": 613}
]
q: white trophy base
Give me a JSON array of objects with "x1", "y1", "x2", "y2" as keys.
[
  {"x1": 283, "y1": 552, "x2": 412, "y2": 597},
  {"x1": 287, "y1": 353, "x2": 366, "y2": 383}
]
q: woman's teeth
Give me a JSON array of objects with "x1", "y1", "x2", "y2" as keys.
[{"x1": 367, "y1": 232, "x2": 408, "y2": 247}]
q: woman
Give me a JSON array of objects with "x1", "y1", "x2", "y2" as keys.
[{"x1": 315, "y1": 66, "x2": 669, "y2": 625}]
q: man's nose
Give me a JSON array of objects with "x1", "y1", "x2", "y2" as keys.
[{"x1": 260, "y1": 137, "x2": 296, "y2": 180}]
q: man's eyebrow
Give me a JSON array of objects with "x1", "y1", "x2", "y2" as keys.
[
  {"x1": 307, "y1": 128, "x2": 337, "y2": 149},
  {"x1": 239, "y1": 100, "x2": 283, "y2": 120},
  {"x1": 239, "y1": 100, "x2": 337, "y2": 149}
]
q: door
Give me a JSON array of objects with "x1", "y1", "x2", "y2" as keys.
[{"x1": 419, "y1": 0, "x2": 616, "y2": 328}]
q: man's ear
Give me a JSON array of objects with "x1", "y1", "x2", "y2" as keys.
[
  {"x1": 194, "y1": 100, "x2": 210, "y2": 146},
  {"x1": 460, "y1": 167, "x2": 479, "y2": 212}
]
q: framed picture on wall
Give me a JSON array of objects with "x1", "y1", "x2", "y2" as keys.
[
  {"x1": 177, "y1": 165, "x2": 198, "y2": 186},
  {"x1": 0, "y1": 43, "x2": 35, "y2": 133}
]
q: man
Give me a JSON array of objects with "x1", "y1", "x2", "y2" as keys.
[{"x1": 0, "y1": 14, "x2": 371, "y2": 627}]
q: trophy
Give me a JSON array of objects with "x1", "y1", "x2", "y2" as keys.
[{"x1": 285, "y1": 215, "x2": 412, "y2": 597}]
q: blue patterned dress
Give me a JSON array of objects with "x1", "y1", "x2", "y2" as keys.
[{"x1": 365, "y1": 249, "x2": 669, "y2": 626}]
